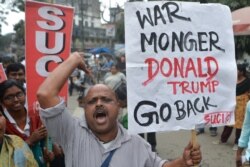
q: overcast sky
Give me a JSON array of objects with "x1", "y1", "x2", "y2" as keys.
[{"x1": 1, "y1": 10, "x2": 24, "y2": 35}]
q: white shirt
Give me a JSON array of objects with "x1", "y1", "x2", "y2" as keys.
[{"x1": 3, "y1": 108, "x2": 30, "y2": 136}]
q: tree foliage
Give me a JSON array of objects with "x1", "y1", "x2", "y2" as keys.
[
  {"x1": 115, "y1": 18, "x2": 125, "y2": 43},
  {"x1": 14, "y1": 19, "x2": 24, "y2": 45},
  {"x1": 0, "y1": 0, "x2": 24, "y2": 24},
  {"x1": 0, "y1": 33, "x2": 12, "y2": 50}
]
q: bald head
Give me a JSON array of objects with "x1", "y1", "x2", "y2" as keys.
[
  {"x1": 88, "y1": 84, "x2": 112, "y2": 91},
  {"x1": 83, "y1": 84, "x2": 120, "y2": 141},
  {"x1": 84, "y1": 84, "x2": 119, "y2": 107},
  {"x1": 85, "y1": 84, "x2": 117, "y2": 99}
]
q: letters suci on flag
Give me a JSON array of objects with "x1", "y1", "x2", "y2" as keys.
[
  {"x1": 125, "y1": 1, "x2": 236, "y2": 134},
  {"x1": 25, "y1": 0, "x2": 74, "y2": 115}
]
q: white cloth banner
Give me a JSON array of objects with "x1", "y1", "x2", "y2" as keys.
[{"x1": 125, "y1": 1, "x2": 236, "y2": 134}]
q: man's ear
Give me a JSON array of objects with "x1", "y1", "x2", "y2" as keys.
[
  {"x1": 118, "y1": 100, "x2": 127, "y2": 108},
  {"x1": 117, "y1": 100, "x2": 122, "y2": 108}
]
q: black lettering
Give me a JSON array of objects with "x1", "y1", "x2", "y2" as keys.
[
  {"x1": 141, "y1": 32, "x2": 157, "y2": 53},
  {"x1": 159, "y1": 103, "x2": 171, "y2": 122},
  {"x1": 134, "y1": 100, "x2": 159, "y2": 126},
  {"x1": 203, "y1": 96, "x2": 217, "y2": 110},
  {"x1": 194, "y1": 97, "x2": 205, "y2": 113},
  {"x1": 209, "y1": 31, "x2": 225, "y2": 52},
  {"x1": 198, "y1": 32, "x2": 208, "y2": 51},
  {"x1": 136, "y1": 8, "x2": 154, "y2": 29},
  {"x1": 184, "y1": 32, "x2": 196, "y2": 51},
  {"x1": 159, "y1": 33, "x2": 169, "y2": 50},
  {"x1": 161, "y1": 2, "x2": 191, "y2": 23},
  {"x1": 154, "y1": 5, "x2": 166, "y2": 26},
  {"x1": 187, "y1": 99, "x2": 196, "y2": 117},
  {"x1": 174, "y1": 100, "x2": 186, "y2": 120},
  {"x1": 172, "y1": 32, "x2": 184, "y2": 52}
]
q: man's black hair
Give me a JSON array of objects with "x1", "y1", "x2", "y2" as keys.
[
  {"x1": 5, "y1": 63, "x2": 25, "y2": 75},
  {"x1": 0, "y1": 79, "x2": 25, "y2": 102}
]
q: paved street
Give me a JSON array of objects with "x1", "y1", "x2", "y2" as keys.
[
  {"x1": 157, "y1": 128, "x2": 236, "y2": 167},
  {"x1": 68, "y1": 93, "x2": 237, "y2": 167}
]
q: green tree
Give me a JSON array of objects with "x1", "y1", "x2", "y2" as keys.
[
  {"x1": 14, "y1": 19, "x2": 24, "y2": 45},
  {"x1": 0, "y1": 0, "x2": 24, "y2": 22},
  {"x1": 10, "y1": 0, "x2": 47, "y2": 44},
  {"x1": 0, "y1": 33, "x2": 12, "y2": 50},
  {"x1": 115, "y1": 17, "x2": 125, "y2": 43}
]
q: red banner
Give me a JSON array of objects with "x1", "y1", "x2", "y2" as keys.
[
  {"x1": 0, "y1": 63, "x2": 7, "y2": 83},
  {"x1": 25, "y1": 1, "x2": 74, "y2": 115}
]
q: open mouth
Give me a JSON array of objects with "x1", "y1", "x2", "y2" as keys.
[
  {"x1": 94, "y1": 109, "x2": 107, "y2": 124},
  {"x1": 13, "y1": 103, "x2": 23, "y2": 110}
]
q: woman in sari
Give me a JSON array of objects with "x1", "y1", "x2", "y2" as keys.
[
  {"x1": 0, "y1": 108, "x2": 38, "y2": 167},
  {"x1": 0, "y1": 79, "x2": 49, "y2": 167}
]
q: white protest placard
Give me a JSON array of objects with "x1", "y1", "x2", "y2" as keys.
[{"x1": 125, "y1": 1, "x2": 236, "y2": 134}]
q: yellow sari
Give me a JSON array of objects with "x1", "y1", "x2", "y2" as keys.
[{"x1": 0, "y1": 135, "x2": 38, "y2": 167}]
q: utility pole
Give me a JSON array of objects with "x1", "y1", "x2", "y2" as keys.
[{"x1": 79, "y1": 0, "x2": 84, "y2": 51}]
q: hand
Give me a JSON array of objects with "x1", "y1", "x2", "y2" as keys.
[
  {"x1": 43, "y1": 147, "x2": 55, "y2": 162},
  {"x1": 69, "y1": 52, "x2": 90, "y2": 74},
  {"x1": 53, "y1": 144, "x2": 64, "y2": 157},
  {"x1": 26, "y1": 127, "x2": 47, "y2": 146},
  {"x1": 75, "y1": 52, "x2": 90, "y2": 74},
  {"x1": 182, "y1": 142, "x2": 202, "y2": 166}
]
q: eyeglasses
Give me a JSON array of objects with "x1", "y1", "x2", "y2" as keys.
[{"x1": 3, "y1": 92, "x2": 25, "y2": 102}]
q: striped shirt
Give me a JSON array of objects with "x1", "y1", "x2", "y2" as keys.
[{"x1": 39, "y1": 99, "x2": 167, "y2": 167}]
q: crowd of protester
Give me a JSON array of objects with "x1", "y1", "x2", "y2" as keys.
[
  {"x1": 0, "y1": 53, "x2": 133, "y2": 167},
  {"x1": 36, "y1": 52, "x2": 201, "y2": 167},
  {"x1": 0, "y1": 51, "x2": 250, "y2": 166}
]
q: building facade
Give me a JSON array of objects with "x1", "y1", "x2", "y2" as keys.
[{"x1": 54, "y1": 0, "x2": 113, "y2": 51}]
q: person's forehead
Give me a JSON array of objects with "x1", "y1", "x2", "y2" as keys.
[
  {"x1": 86, "y1": 85, "x2": 115, "y2": 98},
  {"x1": 9, "y1": 70, "x2": 24, "y2": 74},
  {"x1": 4, "y1": 86, "x2": 22, "y2": 96},
  {"x1": 5, "y1": 86, "x2": 22, "y2": 92}
]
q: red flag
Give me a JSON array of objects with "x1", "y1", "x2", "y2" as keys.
[
  {"x1": 25, "y1": 0, "x2": 74, "y2": 115},
  {"x1": 0, "y1": 63, "x2": 7, "y2": 83}
]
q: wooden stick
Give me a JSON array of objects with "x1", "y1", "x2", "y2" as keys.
[
  {"x1": 191, "y1": 130, "x2": 198, "y2": 167},
  {"x1": 191, "y1": 129, "x2": 197, "y2": 147}
]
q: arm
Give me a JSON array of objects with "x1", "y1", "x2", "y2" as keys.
[
  {"x1": 163, "y1": 142, "x2": 201, "y2": 167},
  {"x1": 121, "y1": 73, "x2": 126, "y2": 83},
  {"x1": 236, "y1": 101, "x2": 250, "y2": 166},
  {"x1": 37, "y1": 52, "x2": 88, "y2": 108}
]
